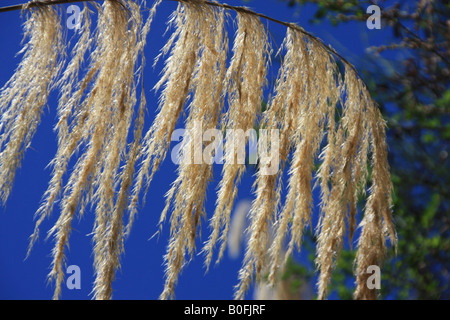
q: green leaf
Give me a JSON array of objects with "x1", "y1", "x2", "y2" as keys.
[{"x1": 421, "y1": 194, "x2": 440, "y2": 229}]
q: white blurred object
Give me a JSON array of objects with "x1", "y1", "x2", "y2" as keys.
[{"x1": 227, "y1": 199, "x2": 252, "y2": 259}]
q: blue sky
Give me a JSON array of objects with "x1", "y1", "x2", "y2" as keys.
[{"x1": 0, "y1": 0, "x2": 394, "y2": 300}]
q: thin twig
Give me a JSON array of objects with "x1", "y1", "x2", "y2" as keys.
[
  {"x1": 0, "y1": 0, "x2": 368, "y2": 87},
  {"x1": 0, "y1": 0, "x2": 129, "y2": 14},
  {"x1": 188, "y1": 0, "x2": 366, "y2": 84}
]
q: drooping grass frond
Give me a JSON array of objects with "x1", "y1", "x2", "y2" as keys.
[
  {"x1": 91, "y1": 0, "x2": 160, "y2": 300},
  {"x1": 234, "y1": 27, "x2": 395, "y2": 299},
  {"x1": 18, "y1": 0, "x2": 157, "y2": 300},
  {"x1": 234, "y1": 30, "x2": 339, "y2": 299},
  {"x1": 0, "y1": 6, "x2": 63, "y2": 204},
  {"x1": 267, "y1": 30, "x2": 341, "y2": 286},
  {"x1": 353, "y1": 105, "x2": 396, "y2": 300},
  {"x1": 28, "y1": 3, "x2": 93, "y2": 257},
  {"x1": 0, "y1": 0, "x2": 396, "y2": 301},
  {"x1": 158, "y1": 1, "x2": 228, "y2": 300},
  {"x1": 46, "y1": 0, "x2": 137, "y2": 300},
  {"x1": 202, "y1": 11, "x2": 271, "y2": 271},
  {"x1": 126, "y1": 0, "x2": 200, "y2": 236},
  {"x1": 314, "y1": 67, "x2": 367, "y2": 300}
]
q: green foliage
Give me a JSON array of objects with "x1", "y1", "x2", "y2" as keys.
[{"x1": 282, "y1": 257, "x2": 310, "y2": 295}]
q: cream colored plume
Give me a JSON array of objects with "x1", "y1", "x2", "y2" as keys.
[
  {"x1": 0, "y1": 0, "x2": 395, "y2": 301},
  {"x1": 0, "y1": 6, "x2": 63, "y2": 205},
  {"x1": 158, "y1": 1, "x2": 228, "y2": 300}
]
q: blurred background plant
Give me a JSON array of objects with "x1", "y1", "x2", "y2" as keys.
[{"x1": 241, "y1": 0, "x2": 449, "y2": 300}]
